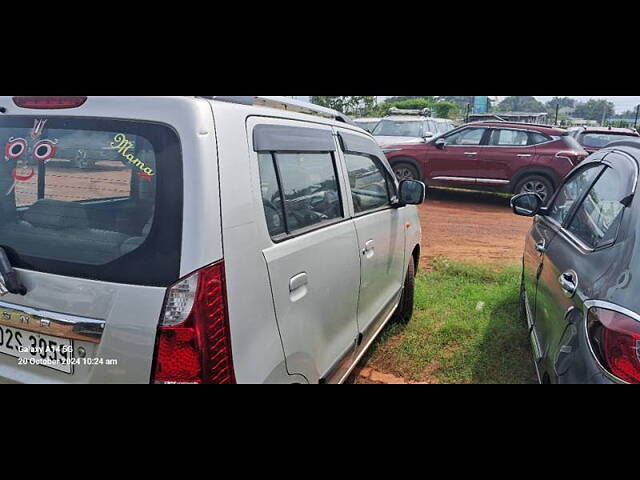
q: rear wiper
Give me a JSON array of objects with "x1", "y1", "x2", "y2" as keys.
[{"x1": 0, "y1": 247, "x2": 26, "y2": 295}]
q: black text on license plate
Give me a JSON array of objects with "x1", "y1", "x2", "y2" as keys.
[{"x1": 0, "y1": 325, "x2": 73, "y2": 374}]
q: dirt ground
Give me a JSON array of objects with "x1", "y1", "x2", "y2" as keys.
[{"x1": 418, "y1": 187, "x2": 533, "y2": 269}]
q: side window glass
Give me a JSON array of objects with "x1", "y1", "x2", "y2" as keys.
[
  {"x1": 567, "y1": 166, "x2": 628, "y2": 248},
  {"x1": 445, "y1": 128, "x2": 486, "y2": 146},
  {"x1": 257, "y1": 153, "x2": 286, "y2": 237},
  {"x1": 548, "y1": 166, "x2": 603, "y2": 225},
  {"x1": 489, "y1": 129, "x2": 529, "y2": 146},
  {"x1": 529, "y1": 132, "x2": 550, "y2": 145},
  {"x1": 276, "y1": 152, "x2": 342, "y2": 234},
  {"x1": 344, "y1": 153, "x2": 391, "y2": 214}
]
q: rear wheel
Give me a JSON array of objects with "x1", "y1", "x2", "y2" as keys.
[
  {"x1": 515, "y1": 175, "x2": 554, "y2": 204},
  {"x1": 392, "y1": 259, "x2": 415, "y2": 324},
  {"x1": 392, "y1": 162, "x2": 419, "y2": 181}
]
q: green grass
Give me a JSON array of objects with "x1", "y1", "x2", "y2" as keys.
[{"x1": 362, "y1": 257, "x2": 537, "y2": 384}]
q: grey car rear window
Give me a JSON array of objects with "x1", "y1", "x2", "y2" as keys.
[{"x1": 0, "y1": 116, "x2": 183, "y2": 286}]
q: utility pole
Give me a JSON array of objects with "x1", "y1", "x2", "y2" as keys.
[
  {"x1": 555, "y1": 102, "x2": 560, "y2": 126},
  {"x1": 465, "y1": 103, "x2": 471, "y2": 123},
  {"x1": 634, "y1": 105, "x2": 639, "y2": 130},
  {"x1": 601, "y1": 105, "x2": 608, "y2": 126}
]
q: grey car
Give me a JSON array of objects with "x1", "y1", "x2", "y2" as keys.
[{"x1": 511, "y1": 141, "x2": 640, "y2": 384}]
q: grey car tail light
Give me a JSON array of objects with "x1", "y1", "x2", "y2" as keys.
[{"x1": 587, "y1": 306, "x2": 640, "y2": 384}]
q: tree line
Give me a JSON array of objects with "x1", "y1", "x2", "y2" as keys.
[{"x1": 309, "y1": 96, "x2": 634, "y2": 123}]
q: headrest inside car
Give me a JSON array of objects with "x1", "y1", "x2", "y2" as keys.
[{"x1": 23, "y1": 199, "x2": 89, "y2": 229}]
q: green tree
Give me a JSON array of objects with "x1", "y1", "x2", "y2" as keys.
[
  {"x1": 310, "y1": 96, "x2": 377, "y2": 116},
  {"x1": 438, "y1": 96, "x2": 474, "y2": 106},
  {"x1": 545, "y1": 97, "x2": 576, "y2": 110},
  {"x1": 432, "y1": 101, "x2": 459, "y2": 119},
  {"x1": 573, "y1": 99, "x2": 615, "y2": 122},
  {"x1": 496, "y1": 96, "x2": 546, "y2": 112}
]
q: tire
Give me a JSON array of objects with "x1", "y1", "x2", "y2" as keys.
[
  {"x1": 392, "y1": 162, "x2": 419, "y2": 182},
  {"x1": 514, "y1": 175, "x2": 554, "y2": 204},
  {"x1": 392, "y1": 258, "x2": 416, "y2": 324}
]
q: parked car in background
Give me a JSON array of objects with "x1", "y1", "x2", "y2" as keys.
[
  {"x1": 511, "y1": 141, "x2": 640, "y2": 384},
  {"x1": 383, "y1": 121, "x2": 588, "y2": 203},
  {"x1": 372, "y1": 108, "x2": 456, "y2": 148},
  {"x1": 353, "y1": 117, "x2": 381, "y2": 133},
  {"x1": 568, "y1": 126, "x2": 640, "y2": 154},
  {"x1": 0, "y1": 95, "x2": 425, "y2": 384}
]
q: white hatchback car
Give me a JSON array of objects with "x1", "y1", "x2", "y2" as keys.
[{"x1": 0, "y1": 96, "x2": 424, "y2": 384}]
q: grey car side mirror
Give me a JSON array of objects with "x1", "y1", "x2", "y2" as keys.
[
  {"x1": 511, "y1": 192, "x2": 543, "y2": 217},
  {"x1": 398, "y1": 180, "x2": 426, "y2": 205}
]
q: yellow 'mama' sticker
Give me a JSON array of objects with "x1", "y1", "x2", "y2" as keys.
[{"x1": 110, "y1": 133, "x2": 155, "y2": 179}]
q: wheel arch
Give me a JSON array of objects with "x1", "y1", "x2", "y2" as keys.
[
  {"x1": 387, "y1": 155, "x2": 424, "y2": 181},
  {"x1": 510, "y1": 167, "x2": 561, "y2": 194}
]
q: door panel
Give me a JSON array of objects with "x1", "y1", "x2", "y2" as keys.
[
  {"x1": 426, "y1": 127, "x2": 488, "y2": 184},
  {"x1": 353, "y1": 209, "x2": 405, "y2": 334},
  {"x1": 263, "y1": 222, "x2": 361, "y2": 382},
  {"x1": 339, "y1": 145, "x2": 406, "y2": 337},
  {"x1": 476, "y1": 129, "x2": 537, "y2": 185}
]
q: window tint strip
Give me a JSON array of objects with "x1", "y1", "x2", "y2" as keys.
[{"x1": 253, "y1": 125, "x2": 335, "y2": 152}]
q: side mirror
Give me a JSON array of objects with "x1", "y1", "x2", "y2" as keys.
[
  {"x1": 398, "y1": 180, "x2": 426, "y2": 205},
  {"x1": 434, "y1": 137, "x2": 446, "y2": 149},
  {"x1": 510, "y1": 192, "x2": 543, "y2": 217}
]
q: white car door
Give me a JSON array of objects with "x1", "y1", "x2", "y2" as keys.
[
  {"x1": 250, "y1": 119, "x2": 361, "y2": 383},
  {"x1": 335, "y1": 130, "x2": 406, "y2": 343}
]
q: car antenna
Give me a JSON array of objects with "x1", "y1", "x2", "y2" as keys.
[{"x1": 0, "y1": 247, "x2": 26, "y2": 295}]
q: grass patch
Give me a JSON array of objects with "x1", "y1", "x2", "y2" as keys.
[{"x1": 362, "y1": 257, "x2": 536, "y2": 384}]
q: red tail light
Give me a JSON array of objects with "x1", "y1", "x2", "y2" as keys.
[
  {"x1": 587, "y1": 307, "x2": 640, "y2": 383},
  {"x1": 13, "y1": 96, "x2": 87, "y2": 109},
  {"x1": 153, "y1": 262, "x2": 236, "y2": 384}
]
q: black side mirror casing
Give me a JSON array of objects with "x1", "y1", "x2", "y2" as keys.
[
  {"x1": 398, "y1": 180, "x2": 426, "y2": 206},
  {"x1": 510, "y1": 192, "x2": 543, "y2": 217}
]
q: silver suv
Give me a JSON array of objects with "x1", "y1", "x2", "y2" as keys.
[
  {"x1": 0, "y1": 96, "x2": 424, "y2": 384},
  {"x1": 372, "y1": 107, "x2": 456, "y2": 148}
]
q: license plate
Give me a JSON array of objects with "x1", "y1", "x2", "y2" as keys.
[{"x1": 0, "y1": 324, "x2": 73, "y2": 374}]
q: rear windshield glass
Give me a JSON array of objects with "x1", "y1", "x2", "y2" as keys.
[
  {"x1": 581, "y1": 132, "x2": 636, "y2": 148},
  {"x1": 372, "y1": 120, "x2": 424, "y2": 137},
  {"x1": 0, "y1": 116, "x2": 183, "y2": 286}
]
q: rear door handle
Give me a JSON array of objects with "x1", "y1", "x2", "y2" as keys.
[
  {"x1": 362, "y1": 239, "x2": 375, "y2": 257},
  {"x1": 517, "y1": 154, "x2": 532, "y2": 158},
  {"x1": 559, "y1": 270, "x2": 578, "y2": 298},
  {"x1": 463, "y1": 152, "x2": 478, "y2": 156}
]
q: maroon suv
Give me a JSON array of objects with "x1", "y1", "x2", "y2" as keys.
[{"x1": 381, "y1": 121, "x2": 588, "y2": 202}]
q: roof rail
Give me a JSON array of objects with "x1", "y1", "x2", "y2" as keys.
[
  {"x1": 199, "y1": 96, "x2": 355, "y2": 125},
  {"x1": 474, "y1": 119, "x2": 560, "y2": 129},
  {"x1": 387, "y1": 106, "x2": 432, "y2": 117}
]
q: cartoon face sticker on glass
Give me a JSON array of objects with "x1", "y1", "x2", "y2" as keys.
[{"x1": 4, "y1": 119, "x2": 58, "y2": 194}]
